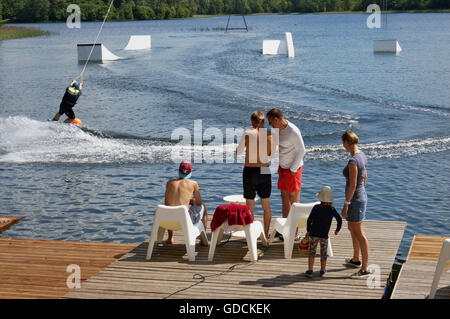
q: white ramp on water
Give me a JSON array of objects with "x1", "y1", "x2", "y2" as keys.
[
  {"x1": 373, "y1": 40, "x2": 402, "y2": 54},
  {"x1": 262, "y1": 40, "x2": 284, "y2": 55},
  {"x1": 77, "y1": 43, "x2": 122, "y2": 62},
  {"x1": 124, "y1": 35, "x2": 151, "y2": 50},
  {"x1": 262, "y1": 32, "x2": 295, "y2": 58},
  {"x1": 285, "y1": 32, "x2": 295, "y2": 58}
]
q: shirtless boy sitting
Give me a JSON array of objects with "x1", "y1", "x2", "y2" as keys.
[{"x1": 164, "y1": 161, "x2": 208, "y2": 244}]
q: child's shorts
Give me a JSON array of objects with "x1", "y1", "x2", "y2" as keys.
[{"x1": 308, "y1": 236, "x2": 328, "y2": 262}]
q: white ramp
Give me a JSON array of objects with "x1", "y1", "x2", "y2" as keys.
[
  {"x1": 285, "y1": 32, "x2": 295, "y2": 58},
  {"x1": 373, "y1": 40, "x2": 402, "y2": 54},
  {"x1": 263, "y1": 40, "x2": 285, "y2": 55},
  {"x1": 77, "y1": 43, "x2": 122, "y2": 62},
  {"x1": 101, "y1": 45, "x2": 121, "y2": 61},
  {"x1": 262, "y1": 32, "x2": 294, "y2": 58},
  {"x1": 124, "y1": 35, "x2": 151, "y2": 50}
]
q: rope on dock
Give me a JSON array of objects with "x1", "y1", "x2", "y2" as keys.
[{"x1": 162, "y1": 240, "x2": 270, "y2": 299}]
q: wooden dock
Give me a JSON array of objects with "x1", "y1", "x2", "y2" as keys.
[
  {"x1": 391, "y1": 235, "x2": 450, "y2": 299},
  {"x1": 0, "y1": 217, "x2": 406, "y2": 299},
  {"x1": 0, "y1": 238, "x2": 138, "y2": 299},
  {"x1": 0, "y1": 216, "x2": 25, "y2": 234},
  {"x1": 59, "y1": 218, "x2": 405, "y2": 299}
]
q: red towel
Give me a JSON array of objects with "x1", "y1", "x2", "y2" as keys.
[{"x1": 210, "y1": 203, "x2": 254, "y2": 233}]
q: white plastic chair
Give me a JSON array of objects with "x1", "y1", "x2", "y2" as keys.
[
  {"x1": 146, "y1": 205, "x2": 208, "y2": 262},
  {"x1": 429, "y1": 238, "x2": 450, "y2": 299},
  {"x1": 269, "y1": 202, "x2": 334, "y2": 259},
  {"x1": 208, "y1": 220, "x2": 267, "y2": 262}
]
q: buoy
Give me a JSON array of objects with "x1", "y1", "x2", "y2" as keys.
[{"x1": 72, "y1": 118, "x2": 82, "y2": 126}]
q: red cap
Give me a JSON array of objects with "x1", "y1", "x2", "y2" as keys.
[{"x1": 179, "y1": 161, "x2": 192, "y2": 175}]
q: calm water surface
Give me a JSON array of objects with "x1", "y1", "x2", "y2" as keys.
[{"x1": 0, "y1": 14, "x2": 449, "y2": 261}]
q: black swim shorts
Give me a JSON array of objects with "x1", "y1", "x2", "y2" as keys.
[
  {"x1": 58, "y1": 102, "x2": 75, "y2": 119},
  {"x1": 243, "y1": 166, "x2": 272, "y2": 200}
]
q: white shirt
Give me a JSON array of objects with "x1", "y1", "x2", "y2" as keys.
[{"x1": 274, "y1": 121, "x2": 306, "y2": 172}]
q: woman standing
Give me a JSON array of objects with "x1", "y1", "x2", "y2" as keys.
[{"x1": 341, "y1": 131, "x2": 370, "y2": 278}]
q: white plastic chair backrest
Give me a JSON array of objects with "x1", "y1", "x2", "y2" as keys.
[
  {"x1": 155, "y1": 205, "x2": 190, "y2": 231},
  {"x1": 443, "y1": 239, "x2": 450, "y2": 268},
  {"x1": 289, "y1": 202, "x2": 320, "y2": 228}
]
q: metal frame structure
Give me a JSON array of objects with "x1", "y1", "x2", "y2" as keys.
[{"x1": 225, "y1": 15, "x2": 248, "y2": 32}]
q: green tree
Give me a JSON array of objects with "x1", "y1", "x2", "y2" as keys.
[
  {"x1": 429, "y1": 0, "x2": 450, "y2": 9},
  {"x1": 1, "y1": 0, "x2": 448, "y2": 22},
  {"x1": 135, "y1": 5, "x2": 156, "y2": 19},
  {"x1": 19, "y1": 0, "x2": 49, "y2": 22},
  {"x1": 154, "y1": 5, "x2": 167, "y2": 19},
  {"x1": 120, "y1": 0, "x2": 135, "y2": 20},
  {"x1": 167, "y1": 6, "x2": 177, "y2": 18},
  {"x1": 2, "y1": 0, "x2": 25, "y2": 21},
  {"x1": 198, "y1": 0, "x2": 211, "y2": 14},
  {"x1": 235, "y1": 0, "x2": 251, "y2": 13},
  {"x1": 250, "y1": 0, "x2": 264, "y2": 12},
  {"x1": 334, "y1": 0, "x2": 344, "y2": 10},
  {"x1": 342, "y1": 0, "x2": 351, "y2": 10},
  {"x1": 48, "y1": 0, "x2": 67, "y2": 21},
  {"x1": 208, "y1": 0, "x2": 224, "y2": 14}
]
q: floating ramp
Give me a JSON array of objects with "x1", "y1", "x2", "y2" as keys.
[
  {"x1": 124, "y1": 35, "x2": 151, "y2": 50},
  {"x1": 77, "y1": 43, "x2": 122, "y2": 62},
  {"x1": 374, "y1": 40, "x2": 402, "y2": 54},
  {"x1": 262, "y1": 32, "x2": 295, "y2": 58}
]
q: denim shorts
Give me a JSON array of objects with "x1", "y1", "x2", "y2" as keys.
[{"x1": 346, "y1": 191, "x2": 367, "y2": 223}]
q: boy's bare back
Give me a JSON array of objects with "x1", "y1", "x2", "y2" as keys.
[{"x1": 165, "y1": 178, "x2": 202, "y2": 208}]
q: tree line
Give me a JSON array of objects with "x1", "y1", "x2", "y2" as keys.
[{"x1": 1, "y1": 0, "x2": 449, "y2": 23}]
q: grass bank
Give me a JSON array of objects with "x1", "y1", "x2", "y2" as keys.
[{"x1": 0, "y1": 25, "x2": 51, "y2": 41}]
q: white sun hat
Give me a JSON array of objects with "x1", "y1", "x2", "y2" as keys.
[{"x1": 317, "y1": 186, "x2": 333, "y2": 203}]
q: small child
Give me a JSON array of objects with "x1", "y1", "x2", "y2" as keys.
[{"x1": 305, "y1": 186, "x2": 342, "y2": 278}]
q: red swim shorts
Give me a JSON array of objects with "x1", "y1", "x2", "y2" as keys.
[{"x1": 277, "y1": 166, "x2": 303, "y2": 193}]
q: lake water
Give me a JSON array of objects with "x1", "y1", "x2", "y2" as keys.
[{"x1": 0, "y1": 14, "x2": 449, "y2": 262}]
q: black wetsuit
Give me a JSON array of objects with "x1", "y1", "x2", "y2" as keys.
[{"x1": 58, "y1": 86, "x2": 82, "y2": 119}]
